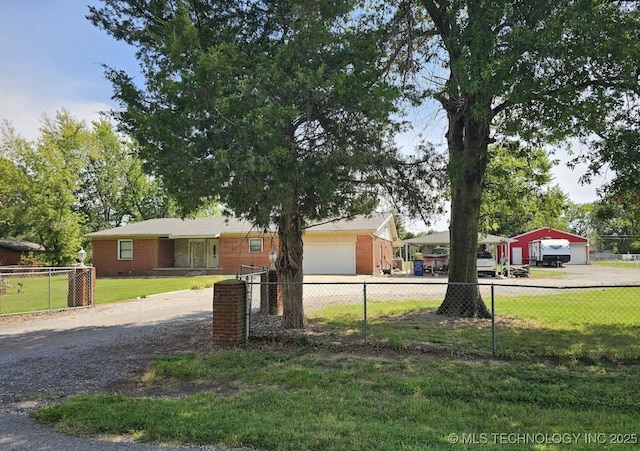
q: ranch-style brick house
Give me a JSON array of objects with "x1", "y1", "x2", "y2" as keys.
[{"x1": 86, "y1": 212, "x2": 398, "y2": 277}]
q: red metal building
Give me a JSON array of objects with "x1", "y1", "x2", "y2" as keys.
[{"x1": 501, "y1": 227, "x2": 590, "y2": 265}]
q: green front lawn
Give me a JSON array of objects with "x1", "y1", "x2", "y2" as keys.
[
  {"x1": 31, "y1": 288, "x2": 640, "y2": 450},
  {"x1": 96, "y1": 276, "x2": 228, "y2": 303},
  {"x1": 0, "y1": 275, "x2": 228, "y2": 315},
  {"x1": 32, "y1": 349, "x2": 640, "y2": 450},
  {"x1": 315, "y1": 288, "x2": 640, "y2": 362},
  {"x1": 593, "y1": 260, "x2": 640, "y2": 269}
]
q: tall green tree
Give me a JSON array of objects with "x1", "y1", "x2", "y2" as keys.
[
  {"x1": 481, "y1": 144, "x2": 567, "y2": 237},
  {"x1": 75, "y1": 120, "x2": 172, "y2": 230},
  {"x1": 9, "y1": 112, "x2": 86, "y2": 265},
  {"x1": 562, "y1": 201, "x2": 595, "y2": 241},
  {"x1": 382, "y1": 0, "x2": 639, "y2": 317},
  {"x1": 591, "y1": 196, "x2": 640, "y2": 253},
  {"x1": 89, "y1": 0, "x2": 406, "y2": 328},
  {"x1": 1, "y1": 111, "x2": 172, "y2": 264},
  {"x1": 0, "y1": 123, "x2": 31, "y2": 239}
]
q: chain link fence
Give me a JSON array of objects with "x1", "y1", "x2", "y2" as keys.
[
  {"x1": 246, "y1": 280, "x2": 640, "y2": 363},
  {"x1": 0, "y1": 266, "x2": 95, "y2": 315}
]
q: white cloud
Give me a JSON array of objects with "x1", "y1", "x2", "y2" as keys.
[{"x1": 0, "y1": 71, "x2": 113, "y2": 140}]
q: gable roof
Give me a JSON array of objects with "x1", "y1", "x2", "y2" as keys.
[
  {"x1": 403, "y1": 231, "x2": 516, "y2": 246},
  {"x1": 511, "y1": 227, "x2": 589, "y2": 243},
  {"x1": 0, "y1": 238, "x2": 46, "y2": 252},
  {"x1": 85, "y1": 212, "x2": 397, "y2": 240},
  {"x1": 85, "y1": 217, "x2": 253, "y2": 239}
]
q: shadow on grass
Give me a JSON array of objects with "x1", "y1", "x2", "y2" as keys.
[
  {"x1": 306, "y1": 307, "x2": 640, "y2": 364},
  {"x1": 494, "y1": 322, "x2": 640, "y2": 364}
]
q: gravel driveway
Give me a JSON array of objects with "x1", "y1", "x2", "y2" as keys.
[
  {"x1": 0, "y1": 290, "x2": 220, "y2": 451},
  {"x1": 2, "y1": 264, "x2": 639, "y2": 450}
]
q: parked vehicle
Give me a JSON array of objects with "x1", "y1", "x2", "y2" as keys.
[
  {"x1": 529, "y1": 239, "x2": 571, "y2": 267},
  {"x1": 477, "y1": 249, "x2": 497, "y2": 277}
]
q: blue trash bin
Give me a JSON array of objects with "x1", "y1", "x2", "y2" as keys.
[{"x1": 413, "y1": 260, "x2": 424, "y2": 276}]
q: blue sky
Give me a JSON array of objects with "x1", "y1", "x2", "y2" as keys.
[
  {"x1": 0, "y1": 0, "x2": 137, "y2": 139},
  {"x1": 1, "y1": 1, "x2": 608, "y2": 232}
]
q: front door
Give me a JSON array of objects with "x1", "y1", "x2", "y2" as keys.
[
  {"x1": 208, "y1": 239, "x2": 220, "y2": 268},
  {"x1": 190, "y1": 240, "x2": 206, "y2": 268}
]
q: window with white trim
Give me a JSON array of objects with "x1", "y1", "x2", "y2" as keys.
[
  {"x1": 118, "y1": 239, "x2": 133, "y2": 260},
  {"x1": 249, "y1": 238, "x2": 263, "y2": 253}
]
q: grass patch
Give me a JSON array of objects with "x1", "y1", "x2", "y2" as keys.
[
  {"x1": 311, "y1": 300, "x2": 496, "y2": 356},
  {"x1": 593, "y1": 260, "x2": 640, "y2": 270},
  {"x1": 96, "y1": 276, "x2": 226, "y2": 304},
  {"x1": 32, "y1": 349, "x2": 640, "y2": 450},
  {"x1": 528, "y1": 268, "x2": 566, "y2": 278},
  {"x1": 495, "y1": 287, "x2": 640, "y2": 362},
  {"x1": 309, "y1": 288, "x2": 640, "y2": 362},
  {"x1": 0, "y1": 273, "x2": 71, "y2": 314},
  {"x1": 0, "y1": 275, "x2": 228, "y2": 314}
]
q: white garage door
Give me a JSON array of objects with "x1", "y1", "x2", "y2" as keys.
[
  {"x1": 303, "y1": 244, "x2": 355, "y2": 275},
  {"x1": 568, "y1": 244, "x2": 588, "y2": 265}
]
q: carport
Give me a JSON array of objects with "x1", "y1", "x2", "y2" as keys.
[{"x1": 403, "y1": 231, "x2": 517, "y2": 275}]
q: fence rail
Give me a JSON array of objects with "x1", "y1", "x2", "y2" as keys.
[
  {"x1": 243, "y1": 280, "x2": 640, "y2": 363},
  {"x1": 0, "y1": 266, "x2": 95, "y2": 315}
]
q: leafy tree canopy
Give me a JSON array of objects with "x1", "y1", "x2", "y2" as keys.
[
  {"x1": 88, "y1": 0, "x2": 438, "y2": 327},
  {"x1": 1, "y1": 111, "x2": 173, "y2": 265},
  {"x1": 481, "y1": 143, "x2": 568, "y2": 237},
  {"x1": 89, "y1": 0, "x2": 405, "y2": 227},
  {"x1": 376, "y1": 0, "x2": 639, "y2": 316}
]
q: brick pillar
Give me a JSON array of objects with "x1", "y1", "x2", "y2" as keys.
[
  {"x1": 67, "y1": 267, "x2": 92, "y2": 307},
  {"x1": 260, "y1": 272, "x2": 269, "y2": 315},
  {"x1": 212, "y1": 279, "x2": 247, "y2": 346},
  {"x1": 268, "y1": 269, "x2": 283, "y2": 315}
]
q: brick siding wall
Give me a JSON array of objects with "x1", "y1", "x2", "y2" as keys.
[
  {"x1": 220, "y1": 236, "x2": 279, "y2": 273},
  {"x1": 355, "y1": 235, "x2": 373, "y2": 275},
  {"x1": 91, "y1": 234, "x2": 393, "y2": 277},
  {"x1": 157, "y1": 238, "x2": 174, "y2": 268},
  {"x1": 92, "y1": 239, "x2": 159, "y2": 277},
  {"x1": 373, "y1": 236, "x2": 394, "y2": 273}
]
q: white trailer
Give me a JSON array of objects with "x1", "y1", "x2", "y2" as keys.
[{"x1": 529, "y1": 239, "x2": 571, "y2": 267}]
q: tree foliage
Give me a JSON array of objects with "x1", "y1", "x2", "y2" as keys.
[
  {"x1": 75, "y1": 120, "x2": 172, "y2": 231},
  {"x1": 2, "y1": 114, "x2": 86, "y2": 265},
  {"x1": 0, "y1": 150, "x2": 30, "y2": 239},
  {"x1": 1, "y1": 111, "x2": 171, "y2": 265},
  {"x1": 481, "y1": 144, "x2": 567, "y2": 237},
  {"x1": 591, "y1": 196, "x2": 640, "y2": 253},
  {"x1": 88, "y1": 0, "x2": 422, "y2": 328},
  {"x1": 562, "y1": 201, "x2": 595, "y2": 240}
]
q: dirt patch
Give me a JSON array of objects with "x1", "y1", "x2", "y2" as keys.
[
  {"x1": 380, "y1": 309, "x2": 538, "y2": 329},
  {"x1": 101, "y1": 310, "x2": 527, "y2": 400}
]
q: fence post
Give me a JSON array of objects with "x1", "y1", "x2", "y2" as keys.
[
  {"x1": 48, "y1": 268, "x2": 52, "y2": 311},
  {"x1": 491, "y1": 284, "x2": 496, "y2": 358},
  {"x1": 260, "y1": 272, "x2": 269, "y2": 315},
  {"x1": 363, "y1": 282, "x2": 368, "y2": 345}
]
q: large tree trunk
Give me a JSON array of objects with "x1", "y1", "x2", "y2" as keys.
[
  {"x1": 277, "y1": 212, "x2": 305, "y2": 329},
  {"x1": 436, "y1": 104, "x2": 492, "y2": 318}
]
